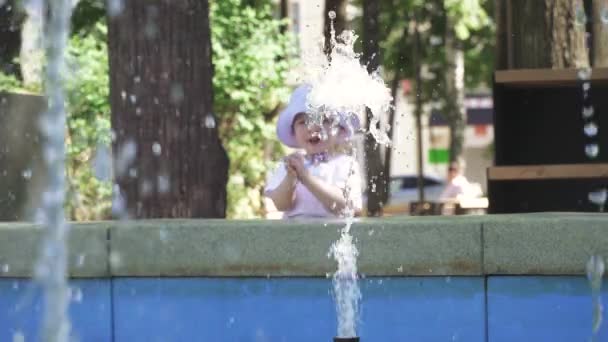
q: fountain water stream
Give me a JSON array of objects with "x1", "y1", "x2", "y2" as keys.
[
  {"x1": 32, "y1": 0, "x2": 73, "y2": 340},
  {"x1": 303, "y1": 11, "x2": 392, "y2": 339}
]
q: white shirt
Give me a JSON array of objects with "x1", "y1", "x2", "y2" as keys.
[
  {"x1": 264, "y1": 154, "x2": 363, "y2": 218},
  {"x1": 440, "y1": 174, "x2": 472, "y2": 200}
]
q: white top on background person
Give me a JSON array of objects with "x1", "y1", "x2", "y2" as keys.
[
  {"x1": 439, "y1": 158, "x2": 480, "y2": 201},
  {"x1": 264, "y1": 84, "x2": 363, "y2": 219}
]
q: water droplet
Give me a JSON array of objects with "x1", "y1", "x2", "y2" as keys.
[
  {"x1": 227, "y1": 317, "x2": 235, "y2": 327},
  {"x1": 133, "y1": 76, "x2": 141, "y2": 83},
  {"x1": 587, "y1": 255, "x2": 605, "y2": 283},
  {"x1": 12, "y1": 281, "x2": 19, "y2": 290},
  {"x1": 135, "y1": 108, "x2": 142, "y2": 116},
  {"x1": 22, "y1": 169, "x2": 32, "y2": 180},
  {"x1": 368, "y1": 229, "x2": 374, "y2": 236},
  {"x1": 589, "y1": 188, "x2": 607, "y2": 210},
  {"x1": 205, "y1": 114, "x2": 216, "y2": 129},
  {"x1": 586, "y1": 144, "x2": 599, "y2": 158},
  {"x1": 76, "y1": 254, "x2": 86, "y2": 267},
  {"x1": 109, "y1": 251, "x2": 123, "y2": 268},
  {"x1": 159, "y1": 229, "x2": 168, "y2": 242},
  {"x1": 12, "y1": 331, "x2": 24, "y2": 342},
  {"x1": 108, "y1": 0, "x2": 124, "y2": 17},
  {"x1": 2, "y1": 264, "x2": 9, "y2": 273},
  {"x1": 129, "y1": 94, "x2": 137, "y2": 104},
  {"x1": 575, "y1": 3, "x2": 587, "y2": 26},
  {"x1": 601, "y1": 6, "x2": 608, "y2": 24},
  {"x1": 111, "y1": 184, "x2": 128, "y2": 220},
  {"x1": 328, "y1": 10, "x2": 336, "y2": 20},
  {"x1": 115, "y1": 140, "x2": 137, "y2": 177},
  {"x1": 93, "y1": 144, "x2": 112, "y2": 181},
  {"x1": 582, "y1": 82, "x2": 591, "y2": 92},
  {"x1": 158, "y1": 175, "x2": 170, "y2": 193},
  {"x1": 578, "y1": 67, "x2": 592, "y2": 80},
  {"x1": 121, "y1": 91, "x2": 127, "y2": 100},
  {"x1": 72, "y1": 287, "x2": 83, "y2": 302},
  {"x1": 152, "y1": 142, "x2": 162, "y2": 156},
  {"x1": 128, "y1": 168, "x2": 138, "y2": 178},
  {"x1": 397, "y1": 265, "x2": 403, "y2": 273},
  {"x1": 429, "y1": 35, "x2": 442, "y2": 46},
  {"x1": 170, "y1": 83, "x2": 184, "y2": 104},
  {"x1": 584, "y1": 122, "x2": 598, "y2": 137},
  {"x1": 583, "y1": 106, "x2": 595, "y2": 119}
]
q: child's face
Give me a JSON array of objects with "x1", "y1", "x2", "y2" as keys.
[{"x1": 292, "y1": 113, "x2": 345, "y2": 155}]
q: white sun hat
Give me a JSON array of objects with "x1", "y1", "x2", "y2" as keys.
[{"x1": 277, "y1": 84, "x2": 361, "y2": 148}]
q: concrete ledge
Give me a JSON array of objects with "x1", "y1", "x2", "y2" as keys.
[
  {"x1": 1, "y1": 213, "x2": 607, "y2": 277},
  {"x1": 0, "y1": 222, "x2": 109, "y2": 277},
  {"x1": 483, "y1": 213, "x2": 608, "y2": 275},
  {"x1": 109, "y1": 216, "x2": 482, "y2": 277}
]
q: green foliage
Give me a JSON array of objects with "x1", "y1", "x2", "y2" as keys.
[
  {"x1": 0, "y1": 21, "x2": 111, "y2": 221},
  {"x1": 64, "y1": 21, "x2": 112, "y2": 220},
  {"x1": 445, "y1": 0, "x2": 490, "y2": 40},
  {"x1": 210, "y1": 0, "x2": 295, "y2": 218},
  {"x1": 369, "y1": 0, "x2": 494, "y2": 98},
  {"x1": 0, "y1": 72, "x2": 25, "y2": 91},
  {"x1": 3, "y1": 1, "x2": 293, "y2": 220}
]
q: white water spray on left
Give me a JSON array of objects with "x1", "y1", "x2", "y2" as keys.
[{"x1": 31, "y1": 0, "x2": 73, "y2": 340}]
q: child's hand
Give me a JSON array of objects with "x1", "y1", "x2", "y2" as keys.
[
  {"x1": 285, "y1": 162, "x2": 297, "y2": 180},
  {"x1": 285, "y1": 153, "x2": 308, "y2": 180}
]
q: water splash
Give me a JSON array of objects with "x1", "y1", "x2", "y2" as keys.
[
  {"x1": 152, "y1": 142, "x2": 162, "y2": 156},
  {"x1": 588, "y1": 188, "x2": 607, "y2": 212},
  {"x1": 577, "y1": 68, "x2": 603, "y2": 208},
  {"x1": 33, "y1": 0, "x2": 74, "y2": 340},
  {"x1": 583, "y1": 106, "x2": 595, "y2": 119},
  {"x1": 204, "y1": 114, "x2": 216, "y2": 129},
  {"x1": 584, "y1": 122, "x2": 598, "y2": 137},
  {"x1": 329, "y1": 214, "x2": 360, "y2": 338},
  {"x1": 585, "y1": 144, "x2": 599, "y2": 159},
  {"x1": 12, "y1": 331, "x2": 25, "y2": 342},
  {"x1": 587, "y1": 255, "x2": 605, "y2": 341},
  {"x1": 301, "y1": 16, "x2": 392, "y2": 146},
  {"x1": 578, "y1": 67, "x2": 592, "y2": 81},
  {"x1": 107, "y1": 0, "x2": 124, "y2": 17},
  {"x1": 305, "y1": 11, "x2": 391, "y2": 338}
]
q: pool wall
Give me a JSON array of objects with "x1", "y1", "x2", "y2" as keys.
[{"x1": 1, "y1": 213, "x2": 607, "y2": 341}]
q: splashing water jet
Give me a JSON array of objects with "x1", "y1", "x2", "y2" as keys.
[
  {"x1": 306, "y1": 11, "x2": 391, "y2": 341},
  {"x1": 31, "y1": 0, "x2": 74, "y2": 340},
  {"x1": 587, "y1": 255, "x2": 605, "y2": 341}
]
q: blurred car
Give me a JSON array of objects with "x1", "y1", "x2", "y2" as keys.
[
  {"x1": 363, "y1": 174, "x2": 446, "y2": 215},
  {"x1": 386, "y1": 174, "x2": 446, "y2": 214}
]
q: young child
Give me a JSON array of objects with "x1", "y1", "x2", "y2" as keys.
[{"x1": 265, "y1": 84, "x2": 363, "y2": 219}]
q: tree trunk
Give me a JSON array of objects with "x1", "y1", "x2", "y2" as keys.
[
  {"x1": 323, "y1": 0, "x2": 347, "y2": 57},
  {"x1": 362, "y1": 0, "x2": 384, "y2": 216},
  {"x1": 546, "y1": 0, "x2": 589, "y2": 68},
  {"x1": 592, "y1": 0, "x2": 608, "y2": 66},
  {"x1": 280, "y1": 0, "x2": 289, "y2": 34},
  {"x1": 19, "y1": 0, "x2": 44, "y2": 86},
  {"x1": 444, "y1": 18, "x2": 466, "y2": 163},
  {"x1": 108, "y1": 0, "x2": 229, "y2": 218},
  {"x1": 413, "y1": 15, "x2": 425, "y2": 204},
  {"x1": 381, "y1": 24, "x2": 409, "y2": 205},
  {"x1": 0, "y1": 1, "x2": 23, "y2": 77},
  {"x1": 498, "y1": 0, "x2": 589, "y2": 69}
]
